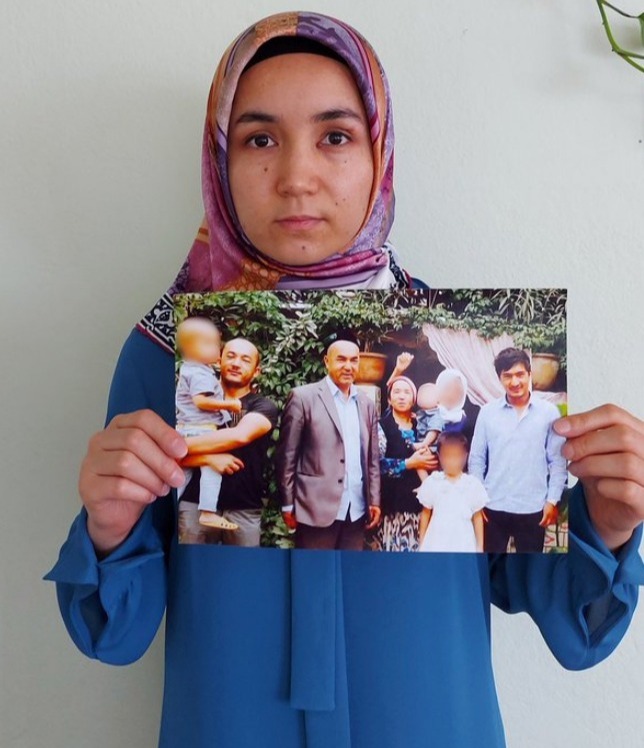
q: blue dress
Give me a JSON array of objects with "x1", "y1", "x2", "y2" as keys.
[{"x1": 45, "y1": 291, "x2": 644, "y2": 748}]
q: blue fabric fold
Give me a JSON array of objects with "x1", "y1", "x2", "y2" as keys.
[
  {"x1": 289, "y1": 550, "x2": 338, "y2": 711},
  {"x1": 487, "y1": 480, "x2": 643, "y2": 671},
  {"x1": 297, "y1": 553, "x2": 352, "y2": 748},
  {"x1": 44, "y1": 504, "x2": 167, "y2": 665},
  {"x1": 44, "y1": 509, "x2": 100, "y2": 588},
  {"x1": 566, "y1": 480, "x2": 644, "y2": 655}
]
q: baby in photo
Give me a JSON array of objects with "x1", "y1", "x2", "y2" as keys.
[
  {"x1": 414, "y1": 381, "x2": 441, "y2": 452},
  {"x1": 416, "y1": 431, "x2": 489, "y2": 553},
  {"x1": 175, "y1": 317, "x2": 241, "y2": 530},
  {"x1": 415, "y1": 368, "x2": 469, "y2": 453}
]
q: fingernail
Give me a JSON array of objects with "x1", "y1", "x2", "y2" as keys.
[
  {"x1": 554, "y1": 418, "x2": 570, "y2": 434},
  {"x1": 171, "y1": 468, "x2": 185, "y2": 486}
]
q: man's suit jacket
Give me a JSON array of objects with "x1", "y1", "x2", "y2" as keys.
[{"x1": 276, "y1": 378, "x2": 381, "y2": 528}]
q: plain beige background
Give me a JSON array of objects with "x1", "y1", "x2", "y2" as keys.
[{"x1": 1, "y1": 1, "x2": 643, "y2": 746}]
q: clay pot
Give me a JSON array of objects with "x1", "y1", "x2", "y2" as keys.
[
  {"x1": 356, "y1": 352, "x2": 388, "y2": 384},
  {"x1": 531, "y1": 353, "x2": 560, "y2": 391}
]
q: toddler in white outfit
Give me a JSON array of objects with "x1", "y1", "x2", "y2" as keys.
[{"x1": 417, "y1": 431, "x2": 489, "y2": 553}]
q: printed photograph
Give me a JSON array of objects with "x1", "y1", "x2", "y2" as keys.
[{"x1": 173, "y1": 289, "x2": 568, "y2": 554}]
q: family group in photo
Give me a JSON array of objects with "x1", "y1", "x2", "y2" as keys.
[{"x1": 175, "y1": 317, "x2": 568, "y2": 553}]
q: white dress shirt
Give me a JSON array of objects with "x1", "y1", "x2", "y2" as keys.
[{"x1": 325, "y1": 375, "x2": 366, "y2": 522}]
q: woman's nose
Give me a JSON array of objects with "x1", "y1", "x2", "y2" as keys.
[{"x1": 275, "y1": 142, "x2": 319, "y2": 197}]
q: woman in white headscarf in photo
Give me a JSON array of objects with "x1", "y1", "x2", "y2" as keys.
[{"x1": 435, "y1": 368, "x2": 469, "y2": 434}]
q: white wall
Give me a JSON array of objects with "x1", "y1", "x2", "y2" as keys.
[{"x1": 1, "y1": 1, "x2": 642, "y2": 746}]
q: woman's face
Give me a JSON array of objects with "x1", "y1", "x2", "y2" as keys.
[
  {"x1": 389, "y1": 380, "x2": 415, "y2": 415},
  {"x1": 228, "y1": 52, "x2": 374, "y2": 266},
  {"x1": 440, "y1": 378, "x2": 464, "y2": 409}
]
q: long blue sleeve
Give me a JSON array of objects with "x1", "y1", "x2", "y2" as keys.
[
  {"x1": 488, "y1": 480, "x2": 644, "y2": 670},
  {"x1": 44, "y1": 328, "x2": 175, "y2": 664}
]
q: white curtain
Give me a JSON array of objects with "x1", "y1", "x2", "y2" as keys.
[{"x1": 421, "y1": 323, "x2": 566, "y2": 408}]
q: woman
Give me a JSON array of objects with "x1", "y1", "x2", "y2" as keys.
[
  {"x1": 435, "y1": 367, "x2": 469, "y2": 433},
  {"x1": 372, "y1": 376, "x2": 435, "y2": 551},
  {"x1": 46, "y1": 11, "x2": 644, "y2": 748}
]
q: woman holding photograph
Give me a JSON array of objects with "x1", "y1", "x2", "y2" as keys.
[
  {"x1": 372, "y1": 376, "x2": 435, "y2": 551},
  {"x1": 45, "y1": 11, "x2": 644, "y2": 748}
]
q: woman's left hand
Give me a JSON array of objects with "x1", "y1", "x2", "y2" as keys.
[{"x1": 554, "y1": 404, "x2": 644, "y2": 552}]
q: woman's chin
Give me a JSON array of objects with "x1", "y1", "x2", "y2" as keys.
[{"x1": 255, "y1": 238, "x2": 345, "y2": 267}]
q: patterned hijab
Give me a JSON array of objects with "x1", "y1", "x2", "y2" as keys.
[
  {"x1": 137, "y1": 11, "x2": 411, "y2": 353},
  {"x1": 436, "y1": 368, "x2": 468, "y2": 423}
]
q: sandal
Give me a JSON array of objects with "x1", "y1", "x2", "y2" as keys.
[{"x1": 199, "y1": 511, "x2": 239, "y2": 531}]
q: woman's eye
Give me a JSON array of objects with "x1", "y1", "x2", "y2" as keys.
[
  {"x1": 247, "y1": 134, "x2": 275, "y2": 149},
  {"x1": 323, "y1": 131, "x2": 351, "y2": 146}
]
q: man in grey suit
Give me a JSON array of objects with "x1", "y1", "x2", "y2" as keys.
[{"x1": 276, "y1": 339, "x2": 382, "y2": 550}]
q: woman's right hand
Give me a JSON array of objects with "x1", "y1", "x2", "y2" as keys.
[
  {"x1": 394, "y1": 351, "x2": 414, "y2": 374},
  {"x1": 405, "y1": 448, "x2": 438, "y2": 472},
  {"x1": 78, "y1": 409, "x2": 187, "y2": 556},
  {"x1": 386, "y1": 352, "x2": 415, "y2": 386}
]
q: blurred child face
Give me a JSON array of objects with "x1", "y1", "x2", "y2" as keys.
[
  {"x1": 228, "y1": 53, "x2": 374, "y2": 266},
  {"x1": 416, "y1": 383, "x2": 439, "y2": 410},
  {"x1": 179, "y1": 322, "x2": 222, "y2": 365},
  {"x1": 438, "y1": 442, "x2": 468, "y2": 477},
  {"x1": 441, "y1": 378, "x2": 464, "y2": 409},
  {"x1": 388, "y1": 380, "x2": 416, "y2": 414}
]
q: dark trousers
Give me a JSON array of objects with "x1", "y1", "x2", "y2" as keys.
[
  {"x1": 295, "y1": 507, "x2": 367, "y2": 551},
  {"x1": 484, "y1": 507, "x2": 545, "y2": 553}
]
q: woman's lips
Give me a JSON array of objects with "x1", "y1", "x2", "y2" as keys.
[{"x1": 276, "y1": 215, "x2": 324, "y2": 232}]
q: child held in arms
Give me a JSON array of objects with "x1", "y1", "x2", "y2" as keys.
[{"x1": 175, "y1": 317, "x2": 241, "y2": 530}]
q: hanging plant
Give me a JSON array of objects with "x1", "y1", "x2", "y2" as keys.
[{"x1": 596, "y1": 1, "x2": 644, "y2": 73}]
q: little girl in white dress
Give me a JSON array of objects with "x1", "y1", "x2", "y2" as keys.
[{"x1": 417, "y1": 431, "x2": 489, "y2": 553}]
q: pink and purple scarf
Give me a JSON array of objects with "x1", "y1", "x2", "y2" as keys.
[{"x1": 137, "y1": 11, "x2": 411, "y2": 353}]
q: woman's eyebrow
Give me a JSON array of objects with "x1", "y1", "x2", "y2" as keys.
[
  {"x1": 233, "y1": 107, "x2": 365, "y2": 126},
  {"x1": 312, "y1": 108, "x2": 364, "y2": 123},
  {"x1": 234, "y1": 111, "x2": 277, "y2": 125}
]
